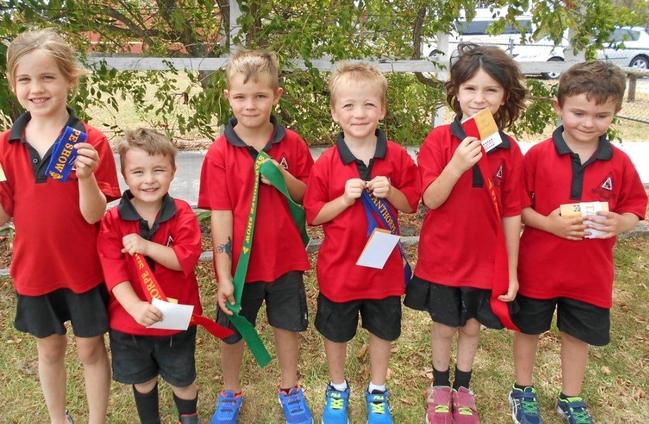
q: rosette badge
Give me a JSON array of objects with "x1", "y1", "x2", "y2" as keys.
[{"x1": 45, "y1": 126, "x2": 87, "y2": 182}]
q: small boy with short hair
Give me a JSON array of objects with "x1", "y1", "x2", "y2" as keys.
[
  {"x1": 97, "y1": 128, "x2": 203, "y2": 424},
  {"x1": 509, "y1": 61, "x2": 648, "y2": 424},
  {"x1": 198, "y1": 50, "x2": 314, "y2": 424},
  {"x1": 303, "y1": 63, "x2": 420, "y2": 424}
]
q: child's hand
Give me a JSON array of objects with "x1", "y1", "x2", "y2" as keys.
[
  {"x1": 546, "y1": 208, "x2": 586, "y2": 240},
  {"x1": 217, "y1": 277, "x2": 235, "y2": 315},
  {"x1": 342, "y1": 178, "x2": 366, "y2": 206},
  {"x1": 127, "y1": 300, "x2": 163, "y2": 327},
  {"x1": 260, "y1": 158, "x2": 281, "y2": 185},
  {"x1": 367, "y1": 176, "x2": 391, "y2": 198},
  {"x1": 498, "y1": 277, "x2": 519, "y2": 302},
  {"x1": 449, "y1": 137, "x2": 482, "y2": 175},
  {"x1": 584, "y1": 211, "x2": 624, "y2": 239},
  {"x1": 122, "y1": 233, "x2": 150, "y2": 256},
  {"x1": 73, "y1": 143, "x2": 99, "y2": 179}
]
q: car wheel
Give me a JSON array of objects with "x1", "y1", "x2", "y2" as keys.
[
  {"x1": 543, "y1": 57, "x2": 564, "y2": 79},
  {"x1": 629, "y1": 55, "x2": 649, "y2": 70}
]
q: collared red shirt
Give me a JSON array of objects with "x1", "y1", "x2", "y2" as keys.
[
  {"x1": 0, "y1": 109, "x2": 120, "y2": 295},
  {"x1": 303, "y1": 130, "x2": 420, "y2": 302},
  {"x1": 198, "y1": 116, "x2": 313, "y2": 283},
  {"x1": 518, "y1": 128, "x2": 648, "y2": 308},
  {"x1": 98, "y1": 192, "x2": 203, "y2": 336},
  {"x1": 414, "y1": 120, "x2": 525, "y2": 289}
]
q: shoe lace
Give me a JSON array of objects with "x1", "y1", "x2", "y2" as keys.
[
  {"x1": 457, "y1": 406, "x2": 475, "y2": 416},
  {"x1": 570, "y1": 405, "x2": 593, "y2": 424},
  {"x1": 369, "y1": 395, "x2": 386, "y2": 415},
  {"x1": 328, "y1": 392, "x2": 345, "y2": 411},
  {"x1": 217, "y1": 393, "x2": 239, "y2": 413},
  {"x1": 284, "y1": 391, "x2": 306, "y2": 414},
  {"x1": 521, "y1": 393, "x2": 540, "y2": 416}
]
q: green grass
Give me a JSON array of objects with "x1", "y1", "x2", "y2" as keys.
[{"x1": 1, "y1": 237, "x2": 648, "y2": 423}]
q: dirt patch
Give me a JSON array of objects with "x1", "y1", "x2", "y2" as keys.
[{"x1": 0, "y1": 233, "x2": 11, "y2": 269}]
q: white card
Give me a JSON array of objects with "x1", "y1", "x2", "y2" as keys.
[
  {"x1": 480, "y1": 131, "x2": 503, "y2": 152},
  {"x1": 0, "y1": 163, "x2": 6, "y2": 182},
  {"x1": 148, "y1": 298, "x2": 194, "y2": 331},
  {"x1": 356, "y1": 229, "x2": 401, "y2": 269}
]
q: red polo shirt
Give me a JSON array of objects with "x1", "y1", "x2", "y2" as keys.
[
  {"x1": 198, "y1": 117, "x2": 313, "y2": 283},
  {"x1": 0, "y1": 110, "x2": 120, "y2": 296},
  {"x1": 518, "y1": 128, "x2": 647, "y2": 308},
  {"x1": 414, "y1": 120, "x2": 525, "y2": 289},
  {"x1": 98, "y1": 193, "x2": 203, "y2": 336},
  {"x1": 303, "y1": 130, "x2": 420, "y2": 302}
]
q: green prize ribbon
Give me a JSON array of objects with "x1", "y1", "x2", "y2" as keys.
[{"x1": 226, "y1": 151, "x2": 309, "y2": 367}]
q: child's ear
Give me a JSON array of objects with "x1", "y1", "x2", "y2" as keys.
[
  {"x1": 552, "y1": 97, "x2": 562, "y2": 114},
  {"x1": 224, "y1": 89, "x2": 230, "y2": 99},
  {"x1": 330, "y1": 108, "x2": 339, "y2": 123},
  {"x1": 273, "y1": 86, "x2": 284, "y2": 104}
]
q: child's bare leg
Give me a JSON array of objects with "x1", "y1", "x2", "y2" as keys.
[
  {"x1": 513, "y1": 332, "x2": 540, "y2": 386},
  {"x1": 456, "y1": 319, "x2": 481, "y2": 372},
  {"x1": 324, "y1": 339, "x2": 347, "y2": 384},
  {"x1": 368, "y1": 333, "x2": 391, "y2": 386},
  {"x1": 171, "y1": 382, "x2": 199, "y2": 399},
  {"x1": 76, "y1": 335, "x2": 110, "y2": 424},
  {"x1": 37, "y1": 334, "x2": 68, "y2": 424},
  {"x1": 431, "y1": 322, "x2": 456, "y2": 376},
  {"x1": 560, "y1": 332, "x2": 589, "y2": 396},
  {"x1": 221, "y1": 340, "x2": 244, "y2": 392},
  {"x1": 274, "y1": 328, "x2": 299, "y2": 389}
]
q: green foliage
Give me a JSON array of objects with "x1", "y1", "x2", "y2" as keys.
[{"x1": 0, "y1": 0, "x2": 638, "y2": 144}]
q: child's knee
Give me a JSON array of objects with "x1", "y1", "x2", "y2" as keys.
[
  {"x1": 75, "y1": 336, "x2": 107, "y2": 364},
  {"x1": 170, "y1": 382, "x2": 198, "y2": 399},
  {"x1": 134, "y1": 378, "x2": 159, "y2": 394},
  {"x1": 36, "y1": 335, "x2": 67, "y2": 363},
  {"x1": 459, "y1": 320, "x2": 481, "y2": 338}
]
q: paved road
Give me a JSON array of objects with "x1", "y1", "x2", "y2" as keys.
[{"x1": 115, "y1": 142, "x2": 649, "y2": 207}]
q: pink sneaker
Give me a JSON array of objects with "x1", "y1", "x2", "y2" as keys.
[
  {"x1": 452, "y1": 387, "x2": 480, "y2": 424},
  {"x1": 426, "y1": 386, "x2": 453, "y2": 424}
]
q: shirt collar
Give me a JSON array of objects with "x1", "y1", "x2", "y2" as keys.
[
  {"x1": 552, "y1": 126, "x2": 613, "y2": 160},
  {"x1": 118, "y1": 190, "x2": 176, "y2": 224},
  {"x1": 450, "y1": 115, "x2": 511, "y2": 150},
  {"x1": 8, "y1": 107, "x2": 83, "y2": 144},
  {"x1": 223, "y1": 115, "x2": 286, "y2": 149},
  {"x1": 336, "y1": 129, "x2": 388, "y2": 165}
]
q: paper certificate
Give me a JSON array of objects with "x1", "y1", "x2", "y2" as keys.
[
  {"x1": 560, "y1": 201, "x2": 609, "y2": 239},
  {"x1": 0, "y1": 163, "x2": 5, "y2": 182},
  {"x1": 148, "y1": 298, "x2": 194, "y2": 331},
  {"x1": 356, "y1": 228, "x2": 401, "y2": 269},
  {"x1": 462, "y1": 108, "x2": 503, "y2": 152}
]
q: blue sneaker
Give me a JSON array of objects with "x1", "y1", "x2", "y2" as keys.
[
  {"x1": 365, "y1": 390, "x2": 393, "y2": 424},
  {"x1": 321, "y1": 385, "x2": 350, "y2": 424},
  {"x1": 556, "y1": 396, "x2": 594, "y2": 424},
  {"x1": 211, "y1": 390, "x2": 243, "y2": 424},
  {"x1": 509, "y1": 386, "x2": 543, "y2": 424},
  {"x1": 279, "y1": 386, "x2": 314, "y2": 424}
]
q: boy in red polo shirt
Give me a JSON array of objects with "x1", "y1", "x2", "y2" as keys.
[
  {"x1": 97, "y1": 128, "x2": 203, "y2": 423},
  {"x1": 509, "y1": 61, "x2": 647, "y2": 424},
  {"x1": 198, "y1": 50, "x2": 314, "y2": 424},
  {"x1": 303, "y1": 63, "x2": 419, "y2": 424},
  {"x1": 0, "y1": 29, "x2": 119, "y2": 423}
]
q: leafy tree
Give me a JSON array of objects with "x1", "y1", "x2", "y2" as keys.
[{"x1": 0, "y1": 0, "x2": 640, "y2": 144}]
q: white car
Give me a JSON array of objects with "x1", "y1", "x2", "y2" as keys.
[{"x1": 597, "y1": 26, "x2": 649, "y2": 70}]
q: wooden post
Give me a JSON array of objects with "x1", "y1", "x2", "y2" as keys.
[{"x1": 627, "y1": 72, "x2": 636, "y2": 102}]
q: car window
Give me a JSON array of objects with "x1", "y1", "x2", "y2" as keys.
[
  {"x1": 457, "y1": 21, "x2": 490, "y2": 35},
  {"x1": 609, "y1": 28, "x2": 640, "y2": 42}
]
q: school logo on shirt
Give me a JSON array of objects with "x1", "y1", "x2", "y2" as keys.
[
  {"x1": 166, "y1": 235, "x2": 174, "y2": 247},
  {"x1": 591, "y1": 174, "x2": 614, "y2": 200},
  {"x1": 279, "y1": 155, "x2": 289, "y2": 171},
  {"x1": 492, "y1": 162, "x2": 504, "y2": 187}
]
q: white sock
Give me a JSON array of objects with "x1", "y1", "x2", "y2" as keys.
[
  {"x1": 368, "y1": 382, "x2": 386, "y2": 393},
  {"x1": 330, "y1": 380, "x2": 348, "y2": 391}
]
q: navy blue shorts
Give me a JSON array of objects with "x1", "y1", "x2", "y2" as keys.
[
  {"x1": 315, "y1": 293, "x2": 402, "y2": 342},
  {"x1": 512, "y1": 295, "x2": 610, "y2": 346},
  {"x1": 14, "y1": 284, "x2": 109, "y2": 338},
  {"x1": 404, "y1": 276, "x2": 504, "y2": 329},
  {"x1": 109, "y1": 326, "x2": 197, "y2": 387},
  {"x1": 216, "y1": 271, "x2": 308, "y2": 344}
]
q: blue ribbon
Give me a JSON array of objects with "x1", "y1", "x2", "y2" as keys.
[{"x1": 359, "y1": 190, "x2": 412, "y2": 285}]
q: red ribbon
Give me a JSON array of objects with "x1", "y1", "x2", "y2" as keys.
[
  {"x1": 475, "y1": 151, "x2": 519, "y2": 331},
  {"x1": 132, "y1": 253, "x2": 234, "y2": 339}
]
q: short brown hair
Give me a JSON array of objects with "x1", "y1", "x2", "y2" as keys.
[
  {"x1": 329, "y1": 62, "x2": 388, "y2": 109},
  {"x1": 118, "y1": 128, "x2": 177, "y2": 173},
  {"x1": 6, "y1": 28, "x2": 86, "y2": 90},
  {"x1": 557, "y1": 61, "x2": 626, "y2": 112},
  {"x1": 446, "y1": 43, "x2": 526, "y2": 129},
  {"x1": 225, "y1": 49, "x2": 280, "y2": 88}
]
